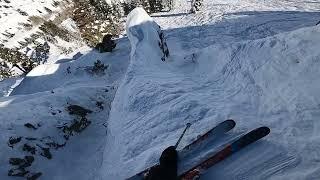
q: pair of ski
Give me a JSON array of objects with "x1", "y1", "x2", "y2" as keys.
[{"x1": 127, "y1": 119, "x2": 270, "y2": 180}]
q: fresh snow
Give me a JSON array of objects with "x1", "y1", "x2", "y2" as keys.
[{"x1": 1, "y1": 0, "x2": 320, "y2": 180}]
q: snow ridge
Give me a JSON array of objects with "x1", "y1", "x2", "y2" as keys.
[{"x1": 102, "y1": 6, "x2": 320, "y2": 180}]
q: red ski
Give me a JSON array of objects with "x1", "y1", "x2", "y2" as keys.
[{"x1": 180, "y1": 127, "x2": 270, "y2": 180}]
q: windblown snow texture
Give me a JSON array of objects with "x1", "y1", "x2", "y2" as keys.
[
  {"x1": 1, "y1": 0, "x2": 320, "y2": 180},
  {"x1": 101, "y1": 5, "x2": 320, "y2": 180}
]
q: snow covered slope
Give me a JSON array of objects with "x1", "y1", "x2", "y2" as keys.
[
  {"x1": 0, "y1": 0, "x2": 62, "y2": 47},
  {"x1": 0, "y1": 38, "x2": 130, "y2": 179},
  {"x1": 1, "y1": 0, "x2": 320, "y2": 180},
  {"x1": 101, "y1": 4, "x2": 320, "y2": 180}
]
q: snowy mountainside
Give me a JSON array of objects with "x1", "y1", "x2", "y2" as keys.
[
  {"x1": 0, "y1": 0, "x2": 62, "y2": 46},
  {"x1": 101, "y1": 5, "x2": 320, "y2": 180},
  {"x1": 0, "y1": 38, "x2": 130, "y2": 179},
  {"x1": 0, "y1": 0, "x2": 320, "y2": 180}
]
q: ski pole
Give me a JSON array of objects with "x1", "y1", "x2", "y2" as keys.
[{"x1": 175, "y1": 123, "x2": 192, "y2": 149}]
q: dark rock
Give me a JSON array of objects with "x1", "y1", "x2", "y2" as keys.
[
  {"x1": 8, "y1": 168, "x2": 29, "y2": 177},
  {"x1": 67, "y1": 118, "x2": 91, "y2": 133},
  {"x1": 67, "y1": 105, "x2": 92, "y2": 117},
  {"x1": 45, "y1": 141, "x2": 66, "y2": 149},
  {"x1": 9, "y1": 156, "x2": 34, "y2": 168},
  {"x1": 95, "y1": 34, "x2": 116, "y2": 53},
  {"x1": 9, "y1": 158, "x2": 24, "y2": 166},
  {"x1": 23, "y1": 144, "x2": 36, "y2": 154},
  {"x1": 24, "y1": 123, "x2": 37, "y2": 130},
  {"x1": 25, "y1": 137, "x2": 37, "y2": 141},
  {"x1": 96, "y1": 101, "x2": 104, "y2": 110},
  {"x1": 24, "y1": 156, "x2": 34, "y2": 164},
  {"x1": 26, "y1": 172, "x2": 42, "y2": 180},
  {"x1": 8, "y1": 136, "x2": 22, "y2": 147},
  {"x1": 40, "y1": 147, "x2": 52, "y2": 159}
]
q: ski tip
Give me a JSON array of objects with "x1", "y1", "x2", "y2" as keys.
[
  {"x1": 225, "y1": 119, "x2": 236, "y2": 128},
  {"x1": 260, "y1": 126, "x2": 271, "y2": 134},
  {"x1": 253, "y1": 126, "x2": 271, "y2": 137}
]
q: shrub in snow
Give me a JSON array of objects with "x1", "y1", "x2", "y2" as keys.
[
  {"x1": 0, "y1": 61, "x2": 12, "y2": 79},
  {"x1": 190, "y1": 0, "x2": 203, "y2": 13},
  {"x1": 149, "y1": 0, "x2": 163, "y2": 13},
  {"x1": 0, "y1": 46, "x2": 34, "y2": 78},
  {"x1": 86, "y1": 60, "x2": 109, "y2": 76},
  {"x1": 30, "y1": 42, "x2": 50, "y2": 64},
  {"x1": 16, "y1": 9, "x2": 28, "y2": 16},
  {"x1": 52, "y1": 1, "x2": 60, "y2": 7},
  {"x1": 122, "y1": 0, "x2": 169, "y2": 14}
]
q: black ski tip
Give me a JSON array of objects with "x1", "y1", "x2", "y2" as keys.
[
  {"x1": 255, "y1": 126, "x2": 271, "y2": 136},
  {"x1": 224, "y1": 119, "x2": 236, "y2": 129},
  {"x1": 233, "y1": 126, "x2": 270, "y2": 149}
]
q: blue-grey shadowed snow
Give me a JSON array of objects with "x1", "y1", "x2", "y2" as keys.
[
  {"x1": 55, "y1": 52, "x2": 83, "y2": 64},
  {"x1": 164, "y1": 11, "x2": 320, "y2": 51}
]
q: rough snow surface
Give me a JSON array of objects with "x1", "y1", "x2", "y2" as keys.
[
  {"x1": 101, "y1": 3, "x2": 320, "y2": 180},
  {"x1": 1, "y1": 0, "x2": 320, "y2": 180}
]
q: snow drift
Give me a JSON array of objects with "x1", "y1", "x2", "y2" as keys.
[{"x1": 101, "y1": 7, "x2": 320, "y2": 180}]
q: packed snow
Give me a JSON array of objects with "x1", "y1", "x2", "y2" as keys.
[{"x1": 1, "y1": 0, "x2": 320, "y2": 180}]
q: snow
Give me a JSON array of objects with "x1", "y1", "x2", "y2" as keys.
[
  {"x1": 1, "y1": 0, "x2": 320, "y2": 180},
  {"x1": 0, "y1": 0, "x2": 63, "y2": 47},
  {"x1": 0, "y1": 39, "x2": 131, "y2": 179},
  {"x1": 101, "y1": 3, "x2": 320, "y2": 180},
  {"x1": 60, "y1": 18, "x2": 80, "y2": 33}
]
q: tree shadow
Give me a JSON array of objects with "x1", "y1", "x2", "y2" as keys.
[{"x1": 151, "y1": 12, "x2": 190, "y2": 18}]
